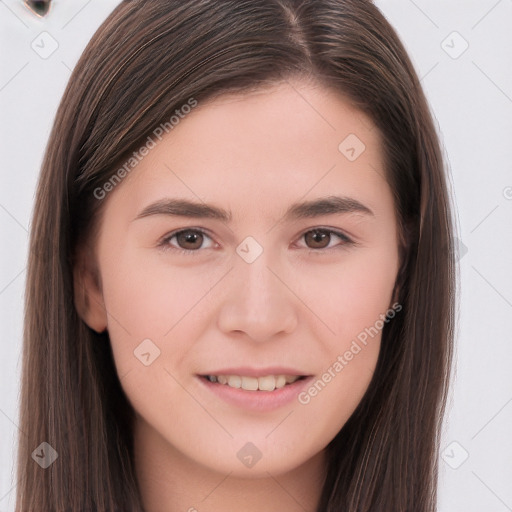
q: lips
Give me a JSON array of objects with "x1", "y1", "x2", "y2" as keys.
[
  {"x1": 197, "y1": 369, "x2": 314, "y2": 412},
  {"x1": 200, "y1": 366, "x2": 308, "y2": 377}
]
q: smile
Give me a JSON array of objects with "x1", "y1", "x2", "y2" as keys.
[{"x1": 202, "y1": 374, "x2": 304, "y2": 391}]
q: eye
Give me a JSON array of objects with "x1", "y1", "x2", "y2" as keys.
[
  {"x1": 297, "y1": 228, "x2": 354, "y2": 251},
  {"x1": 159, "y1": 228, "x2": 216, "y2": 254},
  {"x1": 158, "y1": 227, "x2": 354, "y2": 255}
]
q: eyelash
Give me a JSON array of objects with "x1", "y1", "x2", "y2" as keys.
[{"x1": 158, "y1": 227, "x2": 355, "y2": 255}]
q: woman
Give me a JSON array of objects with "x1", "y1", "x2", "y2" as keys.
[{"x1": 16, "y1": 0, "x2": 456, "y2": 510}]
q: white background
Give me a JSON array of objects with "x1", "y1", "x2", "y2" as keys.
[{"x1": 1, "y1": 1, "x2": 511, "y2": 511}]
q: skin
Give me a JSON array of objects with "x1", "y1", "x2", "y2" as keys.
[{"x1": 75, "y1": 78, "x2": 401, "y2": 512}]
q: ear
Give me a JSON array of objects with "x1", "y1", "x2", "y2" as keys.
[
  {"x1": 72, "y1": 242, "x2": 108, "y2": 333},
  {"x1": 390, "y1": 220, "x2": 413, "y2": 308}
]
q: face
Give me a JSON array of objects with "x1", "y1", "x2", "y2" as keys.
[{"x1": 76, "y1": 79, "x2": 401, "y2": 479}]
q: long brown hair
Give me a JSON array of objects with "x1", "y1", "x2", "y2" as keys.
[{"x1": 16, "y1": 1, "x2": 456, "y2": 510}]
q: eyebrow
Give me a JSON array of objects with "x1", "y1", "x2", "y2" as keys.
[{"x1": 133, "y1": 195, "x2": 374, "y2": 223}]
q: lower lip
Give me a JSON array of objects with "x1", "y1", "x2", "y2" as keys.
[{"x1": 197, "y1": 375, "x2": 314, "y2": 412}]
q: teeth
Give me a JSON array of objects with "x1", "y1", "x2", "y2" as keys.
[
  {"x1": 228, "y1": 375, "x2": 242, "y2": 388},
  {"x1": 241, "y1": 376, "x2": 259, "y2": 391},
  {"x1": 205, "y1": 374, "x2": 301, "y2": 391},
  {"x1": 275, "y1": 375, "x2": 286, "y2": 388},
  {"x1": 258, "y1": 375, "x2": 275, "y2": 391}
]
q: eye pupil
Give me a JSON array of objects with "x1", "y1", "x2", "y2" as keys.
[{"x1": 306, "y1": 230, "x2": 330, "y2": 249}]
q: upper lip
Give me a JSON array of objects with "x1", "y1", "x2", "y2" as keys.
[{"x1": 199, "y1": 366, "x2": 310, "y2": 378}]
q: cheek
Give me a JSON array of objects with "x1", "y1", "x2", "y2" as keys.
[
  {"x1": 295, "y1": 343, "x2": 379, "y2": 451},
  {"x1": 290, "y1": 246, "x2": 397, "y2": 414},
  {"x1": 294, "y1": 258, "x2": 394, "y2": 436},
  {"x1": 101, "y1": 247, "x2": 218, "y2": 331},
  {"x1": 97, "y1": 250, "x2": 215, "y2": 429},
  {"x1": 295, "y1": 245, "x2": 398, "y2": 345},
  {"x1": 97, "y1": 243, "x2": 239, "y2": 400}
]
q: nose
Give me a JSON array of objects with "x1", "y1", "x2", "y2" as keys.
[{"x1": 216, "y1": 248, "x2": 299, "y2": 342}]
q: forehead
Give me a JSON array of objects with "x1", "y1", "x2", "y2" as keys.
[{"x1": 103, "y1": 79, "x2": 392, "y2": 225}]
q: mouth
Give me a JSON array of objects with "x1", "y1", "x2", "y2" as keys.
[
  {"x1": 199, "y1": 374, "x2": 308, "y2": 392},
  {"x1": 196, "y1": 369, "x2": 314, "y2": 412}
]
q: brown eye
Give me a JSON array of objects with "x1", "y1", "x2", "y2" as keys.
[
  {"x1": 161, "y1": 228, "x2": 215, "y2": 253},
  {"x1": 304, "y1": 229, "x2": 331, "y2": 249},
  {"x1": 175, "y1": 230, "x2": 204, "y2": 250},
  {"x1": 301, "y1": 229, "x2": 353, "y2": 251}
]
